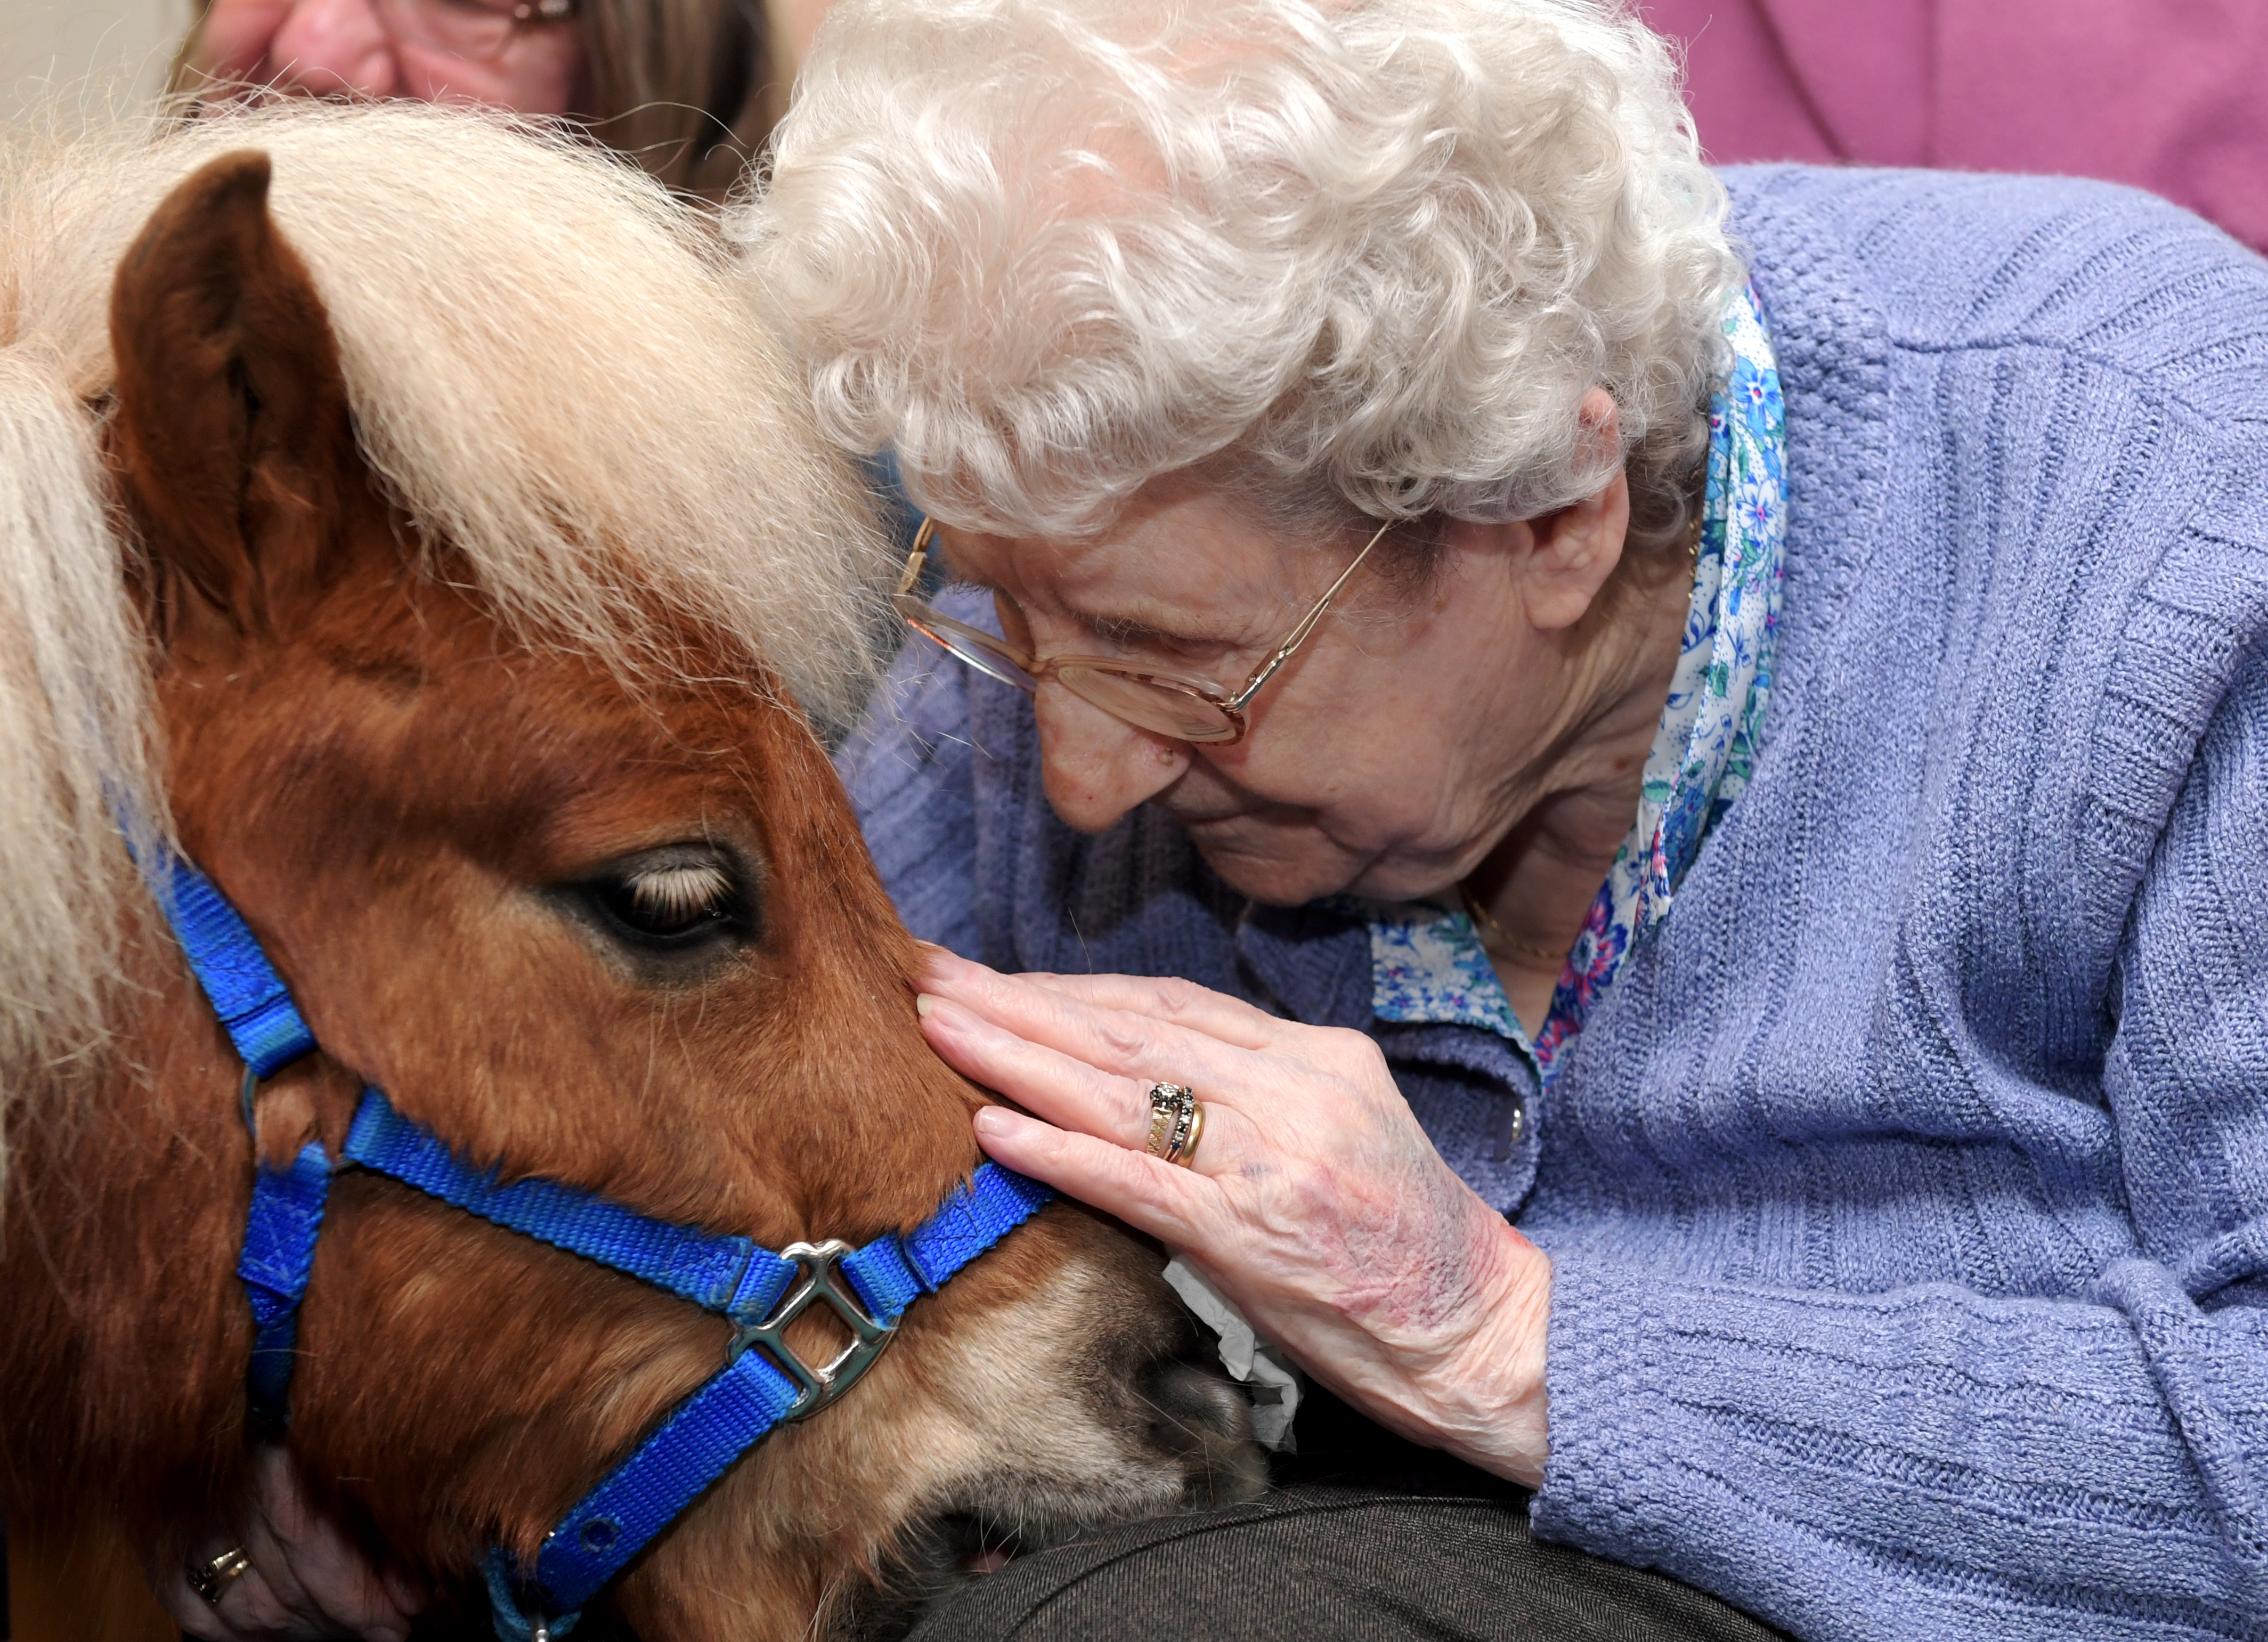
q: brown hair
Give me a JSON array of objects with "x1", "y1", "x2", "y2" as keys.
[{"x1": 169, "y1": 0, "x2": 778, "y2": 201}]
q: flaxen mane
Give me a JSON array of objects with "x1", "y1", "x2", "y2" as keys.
[{"x1": 0, "y1": 101, "x2": 887, "y2": 1201}]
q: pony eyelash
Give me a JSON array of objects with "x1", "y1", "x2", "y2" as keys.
[{"x1": 625, "y1": 863, "x2": 734, "y2": 921}]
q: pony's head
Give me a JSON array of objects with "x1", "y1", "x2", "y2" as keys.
[{"x1": 0, "y1": 102, "x2": 1258, "y2": 1638}]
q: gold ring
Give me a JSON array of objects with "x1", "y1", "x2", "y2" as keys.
[
  {"x1": 1144, "y1": 1082, "x2": 1203, "y2": 1167},
  {"x1": 189, "y1": 1545, "x2": 251, "y2": 1605}
]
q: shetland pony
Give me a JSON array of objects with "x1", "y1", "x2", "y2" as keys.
[{"x1": 0, "y1": 102, "x2": 1256, "y2": 1639}]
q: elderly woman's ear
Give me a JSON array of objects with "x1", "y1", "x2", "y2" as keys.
[{"x1": 1457, "y1": 388, "x2": 1632, "y2": 634}]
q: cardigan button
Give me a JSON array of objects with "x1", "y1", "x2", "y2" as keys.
[{"x1": 1492, "y1": 1096, "x2": 1527, "y2": 1161}]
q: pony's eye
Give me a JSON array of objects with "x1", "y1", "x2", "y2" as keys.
[{"x1": 564, "y1": 846, "x2": 757, "y2": 960}]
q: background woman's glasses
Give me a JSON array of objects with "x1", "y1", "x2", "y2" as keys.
[{"x1": 375, "y1": 0, "x2": 576, "y2": 61}]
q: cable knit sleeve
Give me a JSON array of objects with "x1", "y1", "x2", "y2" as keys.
[
  {"x1": 832, "y1": 609, "x2": 983, "y2": 957},
  {"x1": 1531, "y1": 651, "x2": 2268, "y2": 1640}
]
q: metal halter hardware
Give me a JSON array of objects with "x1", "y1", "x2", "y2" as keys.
[
  {"x1": 140, "y1": 840, "x2": 1054, "y2": 1642},
  {"x1": 732, "y1": 1240, "x2": 897, "y2": 1417}
]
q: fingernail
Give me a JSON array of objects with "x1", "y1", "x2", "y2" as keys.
[
  {"x1": 916, "y1": 993, "x2": 938, "y2": 1018},
  {"x1": 973, "y1": 1105, "x2": 1019, "y2": 1137}
]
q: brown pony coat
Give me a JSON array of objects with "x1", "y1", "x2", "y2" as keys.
[{"x1": 3, "y1": 132, "x2": 1255, "y2": 1639}]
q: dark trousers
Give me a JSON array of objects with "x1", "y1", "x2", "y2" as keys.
[{"x1": 907, "y1": 1390, "x2": 1787, "y2": 1642}]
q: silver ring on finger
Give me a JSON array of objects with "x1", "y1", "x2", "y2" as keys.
[
  {"x1": 189, "y1": 1544, "x2": 251, "y2": 1605},
  {"x1": 1143, "y1": 1081, "x2": 1205, "y2": 1167}
]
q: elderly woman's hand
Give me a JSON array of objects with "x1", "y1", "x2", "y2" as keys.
[{"x1": 915, "y1": 947, "x2": 1552, "y2": 1486}]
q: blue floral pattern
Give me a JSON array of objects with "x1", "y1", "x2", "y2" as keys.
[
  {"x1": 1371, "y1": 901, "x2": 1523, "y2": 1039},
  {"x1": 1369, "y1": 282, "x2": 1786, "y2": 1082}
]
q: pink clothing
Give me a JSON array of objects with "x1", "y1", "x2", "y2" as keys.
[{"x1": 1638, "y1": 0, "x2": 2268, "y2": 250}]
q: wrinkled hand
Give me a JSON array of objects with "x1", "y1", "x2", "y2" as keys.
[
  {"x1": 915, "y1": 949, "x2": 1552, "y2": 1485},
  {"x1": 152, "y1": 1445, "x2": 424, "y2": 1642}
]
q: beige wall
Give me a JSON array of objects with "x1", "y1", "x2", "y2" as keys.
[{"x1": 0, "y1": 0, "x2": 183, "y2": 123}]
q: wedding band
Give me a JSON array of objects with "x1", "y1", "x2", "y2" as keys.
[
  {"x1": 1144, "y1": 1081, "x2": 1204, "y2": 1167},
  {"x1": 1176, "y1": 1098, "x2": 1205, "y2": 1168},
  {"x1": 189, "y1": 1544, "x2": 251, "y2": 1605}
]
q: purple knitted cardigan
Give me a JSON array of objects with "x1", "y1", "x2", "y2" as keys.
[{"x1": 836, "y1": 166, "x2": 2268, "y2": 1640}]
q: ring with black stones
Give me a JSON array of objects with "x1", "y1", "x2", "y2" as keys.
[
  {"x1": 189, "y1": 1544, "x2": 252, "y2": 1605},
  {"x1": 1143, "y1": 1081, "x2": 1205, "y2": 1167}
]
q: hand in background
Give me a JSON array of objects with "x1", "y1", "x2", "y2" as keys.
[{"x1": 151, "y1": 1446, "x2": 423, "y2": 1642}]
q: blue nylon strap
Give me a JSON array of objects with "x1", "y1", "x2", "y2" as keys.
[
  {"x1": 141, "y1": 842, "x2": 329, "y2": 1421},
  {"x1": 483, "y1": 1555, "x2": 580, "y2": 1642},
  {"x1": 527, "y1": 1346, "x2": 804, "y2": 1615},
  {"x1": 499, "y1": 1165, "x2": 1055, "y2": 1634},
  {"x1": 839, "y1": 1164, "x2": 1055, "y2": 1322},
  {"x1": 151, "y1": 856, "x2": 318, "y2": 1080},
  {"x1": 238, "y1": 1140, "x2": 334, "y2": 1424},
  {"x1": 343, "y1": 1092, "x2": 798, "y2": 1323}
]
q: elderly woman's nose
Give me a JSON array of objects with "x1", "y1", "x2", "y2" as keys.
[
  {"x1": 265, "y1": 0, "x2": 401, "y2": 96},
  {"x1": 1035, "y1": 687, "x2": 1191, "y2": 833}
]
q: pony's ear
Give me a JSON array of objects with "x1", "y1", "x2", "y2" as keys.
[{"x1": 110, "y1": 149, "x2": 364, "y2": 637}]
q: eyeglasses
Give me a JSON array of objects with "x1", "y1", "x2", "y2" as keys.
[
  {"x1": 892, "y1": 517, "x2": 1392, "y2": 745},
  {"x1": 372, "y1": 0, "x2": 577, "y2": 62}
]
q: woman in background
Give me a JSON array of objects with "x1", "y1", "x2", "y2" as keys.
[{"x1": 169, "y1": 0, "x2": 825, "y2": 200}]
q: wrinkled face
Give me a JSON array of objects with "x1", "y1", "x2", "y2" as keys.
[
  {"x1": 191, "y1": 0, "x2": 586, "y2": 115},
  {"x1": 110, "y1": 151, "x2": 1259, "y2": 1640},
  {"x1": 930, "y1": 478, "x2": 1585, "y2": 908}
]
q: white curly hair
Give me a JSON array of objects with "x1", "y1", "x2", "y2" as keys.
[{"x1": 735, "y1": 0, "x2": 1744, "y2": 550}]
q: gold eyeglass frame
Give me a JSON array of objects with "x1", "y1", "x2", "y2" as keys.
[
  {"x1": 891, "y1": 516, "x2": 1393, "y2": 745},
  {"x1": 374, "y1": 0, "x2": 576, "y2": 62}
]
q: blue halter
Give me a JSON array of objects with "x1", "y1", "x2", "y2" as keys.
[{"x1": 148, "y1": 847, "x2": 1052, "y2": 1640}]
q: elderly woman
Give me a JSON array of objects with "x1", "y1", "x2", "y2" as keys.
[{"x1": 731, "y1": 0, "x2": 2268, "y2": 1636}]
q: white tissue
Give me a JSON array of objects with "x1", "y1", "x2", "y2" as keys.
[{"x1": 1161, "y1": 1255, "x2": 1303, "y2": 1451}]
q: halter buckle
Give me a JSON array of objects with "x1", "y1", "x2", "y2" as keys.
[{"x1": 729, "y1": 1240, "x2": 896, "y2": 1418}]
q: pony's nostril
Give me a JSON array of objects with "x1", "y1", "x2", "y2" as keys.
[
  {"x1": 1131, "y1": 1352, "x2": 1270, "y2": 1506},
  {"x1": 932, "y1": 1513, "x2": 1026, "y2": 1575}
]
